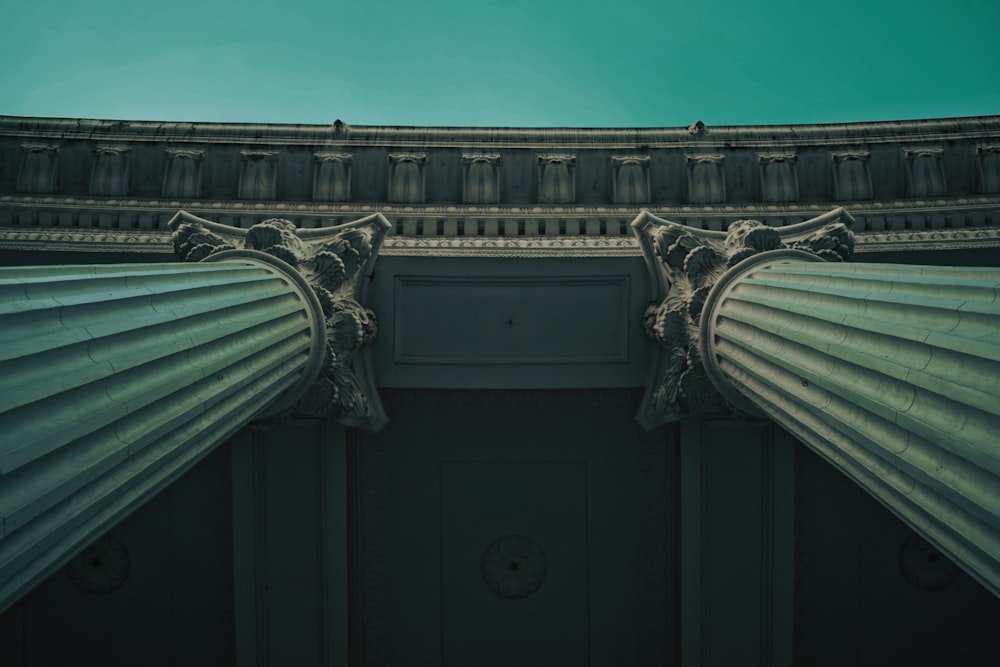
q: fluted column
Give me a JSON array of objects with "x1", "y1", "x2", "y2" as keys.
[
  {"x1": 0, "y1": 212, "x2": 390, "y2": 613},
  {"x1": 632, "y1": 208, "x2": 1000, "y2": 598},
  {"x1": 702, "y1": 251, "x2": 1000, "y2": 597}
]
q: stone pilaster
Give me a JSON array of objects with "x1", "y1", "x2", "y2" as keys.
[
  {"x1": 633, "y1": 207, "x2": 1000, "y2": 597},
  {"x1": 0, "y1": 212, "x2": 390, "y2": 612}
]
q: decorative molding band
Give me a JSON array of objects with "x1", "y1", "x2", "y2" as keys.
[
  {"x1": 854, "y1": 227, "x2": 1000, "y2": 251},
  {"x1": 4, "y1": 115, "x2": 999, "y2": 149},
  {"x1": 2, "y1": 220, "x2": 999, "y2": 259},
  {"x1": 380, "y1": 235, "x2": 640, "y2": 256},
  {"x1": 4, "y1": 193, "x2": 999, "y2": 219}
]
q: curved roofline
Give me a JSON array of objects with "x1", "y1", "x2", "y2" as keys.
[{"x1": 1, "y1": 113, "x2": 999, "y2": 148}]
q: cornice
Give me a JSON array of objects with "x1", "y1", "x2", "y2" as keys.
[
  {"x1": 0, "y1": 229, "x2": 171, "y2": 253},
  {"x1": 853, "y1": 227, "x2": 1000, "y2": 251},
  {"x1": 2, "y1": 220, "x2": 998, "y2": 258},
  {"x1": 2, "y1": 115, "x2": 999, "y2": 150},
  {"x1": 4, "y1": 193, "x2": 1000, "y2": 218}
]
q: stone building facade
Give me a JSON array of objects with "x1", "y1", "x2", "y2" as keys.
[{"x1": 0, "y1": 114, "x2": 998, "y2": 666}]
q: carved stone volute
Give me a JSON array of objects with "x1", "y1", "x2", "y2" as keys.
[
  {"x1": 632, "y1": 208, "x2": 855, "y2": 428},
  {"x1": 168, "y1": 211, "x2": 391, "y2": 430}
]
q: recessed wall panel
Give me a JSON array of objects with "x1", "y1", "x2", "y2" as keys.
[
  {"x1": 440, "y1": 461, "x2": 589, "y2": 667},
  {"x1": 394, "y1": 276, "x2": 629, "y2": 365}
]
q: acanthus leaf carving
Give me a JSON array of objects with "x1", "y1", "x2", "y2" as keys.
[
  {"x1": 632, "y1": 208, "x2": 855, "y2": 428},
  {"x1": 167, "y1": 210, "x2": 391, "y2": 430}
]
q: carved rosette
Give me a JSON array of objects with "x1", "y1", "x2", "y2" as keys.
[
  {"x1": 481, "y1": 535, "x2": 547, "y2": 599},
  {"x1": 631, "y1": 208, "x2": 855, "y2": 428},
  {"x1": 65, "y1": 533, "x2": 130, "y2": 594},
  {"x1": 899, "y1": 531, "x2": 960, "y2": 591},
  {"x1": 168, "y1": 210, "x2": 391, "y2": 430}
]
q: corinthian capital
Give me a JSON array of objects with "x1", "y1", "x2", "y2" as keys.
[
  {"x1": 167, "y1": 211, "x2": 392, "y2": 430},
  {"x1": 631, "y1": 208, "x2": 855, "y2": 428}
]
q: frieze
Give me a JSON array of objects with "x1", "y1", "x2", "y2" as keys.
[
  {"x1": 168, "y1": 210, "x2": 391, "y2": 430},
  {"x1": 5, "y1": 225, "x2": 998, "y2": 258},
  {"x1": 2, "y1": 195, "x2": 998, "y2": 256}
]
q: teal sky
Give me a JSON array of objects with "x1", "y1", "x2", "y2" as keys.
[{"x1": 3, "y1": 0, "x2": 998, "y2": 127}]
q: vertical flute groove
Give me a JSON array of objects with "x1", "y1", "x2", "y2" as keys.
[
  {"x1": 702, "y1": 256, "x2": 1000, "y2": 597},
  {"x1": 0, "y1": 258, "x2": 325, "y2": 612}
]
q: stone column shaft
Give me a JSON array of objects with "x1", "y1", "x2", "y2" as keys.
[
  {"x1": 701, "y1": 252, "x2": 1000, "y2": 596},
  {"x1": 0, "y1": 256, "x2": 324, "y2": 610}
]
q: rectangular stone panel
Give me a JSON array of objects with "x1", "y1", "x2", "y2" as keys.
[
  {"x1": 393, "y1": 276, "x2": 629, "y2": 364},
  {"x1": 440, "y1": 461, "x2": 589, "y2": 667}
]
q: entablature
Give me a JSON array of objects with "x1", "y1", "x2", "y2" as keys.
[
  {"x1": 2, "y1": 115, "x2": 999, "y2": 208},
  {"x1": 2, "y1": 197, "x2": 999, "y2": 257}
]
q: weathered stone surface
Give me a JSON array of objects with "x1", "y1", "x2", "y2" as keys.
[
  {"x1": 0, "y1": 211, "x2": 391, "y2": 614},
  {"x1": 698, "y1": 253, "x2": 1000, "y2": 597},
  {"x1": 635, "y1": 207, "x2": 1000, "y2": 596},
  {"x1": 632, "y1": 207, "x2": 855, "y2": 426},
  {"x1": 168, "y1": 210, "x2": 391, "y2": 429},
  {"x1": 0, "y1": 257, "x2": 323, "y2": 613}
]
